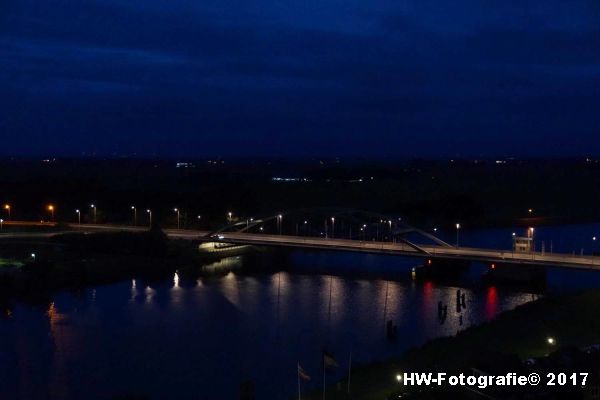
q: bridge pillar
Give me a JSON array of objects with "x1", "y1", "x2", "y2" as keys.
[
  {"x1": 413, "y1": 257, "x2": 471, "y2": 280},
  {"x1": 483, "y1": 262, "x2": 546, "y2": 286}
]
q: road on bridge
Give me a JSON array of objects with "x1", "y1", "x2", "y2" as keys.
[{"x1": 1, "y1": 223, "x2": 598, "y2": 271}]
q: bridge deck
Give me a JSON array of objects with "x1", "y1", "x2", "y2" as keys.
[
  {"x1": 1, "y1": 223, "x2": 598, "y2": 271},
  {"x1": 199, "y1": 232, "x2": 600, "y2": 270}
]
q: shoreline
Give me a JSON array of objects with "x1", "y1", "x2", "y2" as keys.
[{"x1": 305, "y1": 289, "x2": 600, "y2": 399}]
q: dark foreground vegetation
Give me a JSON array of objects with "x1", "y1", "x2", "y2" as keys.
[{"x1": 309, "y1": 290, "x2": 600, "y2": 399}]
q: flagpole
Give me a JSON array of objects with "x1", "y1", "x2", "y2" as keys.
[
  {"x1": 322, "y1": 356, "x2": 326, "y2": 400},
  {"x1": 277, "y1": 272, "x2": 282, "y2": 398},
  {"x1": 347, "y1": 350, "x2": 352, "y2": 394}
]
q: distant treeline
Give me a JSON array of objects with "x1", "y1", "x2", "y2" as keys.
[{"x1": 0, "y1": 157, "x2": 599, "y2": 229}]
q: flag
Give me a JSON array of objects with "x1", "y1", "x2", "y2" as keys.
[
  {"x1": 298, "y1": 363, "x2": 311, "y2": 381},
  {"x1": 323, "y1": 350, "x2": 338, "y2": 369}
]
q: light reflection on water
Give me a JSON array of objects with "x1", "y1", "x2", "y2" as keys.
[
  {"x1": 5, "y1": 222, "x2": 600, "y2": 398},
  {"x1": 0, "y1": 262, "x2": 536, "y2": 400}
]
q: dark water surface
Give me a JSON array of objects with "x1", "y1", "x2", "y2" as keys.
[{"x1": 2, "y1": 223, "x2": 600, "y2": 399}]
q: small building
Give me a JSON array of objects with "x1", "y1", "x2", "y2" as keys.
[{"x1": 513, "y1": 236, "x2": 533, "y2": 253}]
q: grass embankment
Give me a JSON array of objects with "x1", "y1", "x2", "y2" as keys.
[
  {"x1": 308, "y1": 290, "x2": 600, "y2": 400},
  {"x1": 0, "y1": 258, "x2": 23, "y2": 269}
]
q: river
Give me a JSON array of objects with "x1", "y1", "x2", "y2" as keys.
[{"x1": 1, "y1": 222, "x2": 600, "y2": 399}]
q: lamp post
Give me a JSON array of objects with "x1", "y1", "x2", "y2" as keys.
[
  {"x1": 48, "y1": 205, "x2": 55, "y2": 221},
  {"x1": 0, "y1": 219, "x2": 3, "y2": 231},
  {"x1": 90, "y1": 204, "x2": 97, "y2": 224},
  {"x1": 528, "y1": 227, "x2": 535, "y2": 252},
  {"x1": 277, "y1": 214, "x2": 283, "y2": 235},
  {"x1": 146, "y1": 209, "x2": 152, "y2": 228},
  {"x1": 174, "y1": 208, "x2": 180, "y2": 229},
  {"x1": 455, "y1": 223, "x2": 461, "y2": 247},
  {"x1": 76, "y1": 209, "x2": 81, "y2": 225},
  {"x1": 227, "y1": 211, "x2": 232, "y2": 223},
  {"x1": 331, "y1": 217, "x2": 335, "y2": 238},
  {"x1": 131, "y1": 206, "x2": 137, "y2": 226},
  {"x1": 512, "y1": 232, "x2": 516, "y2": 256},
  {"x1": 4, "y1": 204, "x2": 10, "y2": 220}
]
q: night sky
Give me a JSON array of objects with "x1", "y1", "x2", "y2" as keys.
[{"x1": 1, "y1": 0, "x2": 599, "y2": 157}]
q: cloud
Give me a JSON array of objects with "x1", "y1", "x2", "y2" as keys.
[{"x1": 0, "y1": 0, "x2": 599, "y2": 156}]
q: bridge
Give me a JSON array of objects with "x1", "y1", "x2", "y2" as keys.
[
  {"x1": 193, "y1": 231, "x2": 600, "y2": 270},
  {"x1": 0, "y1": 207, "x2": 598, "y2": 271}
]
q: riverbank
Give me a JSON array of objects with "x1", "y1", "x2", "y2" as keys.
[
  {"x1": 0, "y1": 230, "x2": 216, "y2": 305},
  {"x1": 308, "y1": 289, "x2": 600, "y2": 399}
]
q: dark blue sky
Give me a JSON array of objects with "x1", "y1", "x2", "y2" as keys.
[{"x1": 1, "y1": 0, "x2": 599, "y2": 157}]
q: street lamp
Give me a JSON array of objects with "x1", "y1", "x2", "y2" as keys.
[
  {"x1": 331, "y1": 217, "x2": 335, "y2": 238},
  {"x1": 131, "y1": 206, "x2": 137, "y2": 226},
  {"x1": 227, "y1": 211, "x2": 232, "y2": 223},
  {"x1": 90, "y1": 204, "x2": 97, "y2": 224},
  {"x1": 277, "y1": 214, "x2": 283, "y2": 235},
  {"x1": 512, "y1": 232, "x2": 516, "y2": 254},
  {"x1": 0, "y1": 219, "x2": 3, "y2": 231},
  {"x1": 48, "y1": 205, "x2": 55, "y2": 221},
  {"x1": 146, "y1": 209, "x2": 152, "y2": 228},
  {"x1": 3, "y1": 204, "x2": 10, "y2": 220},
  {"x1": 455, "y1": 223, "x2": 461, "y2": 247},
  {"x1": 75, "y1": 209, "x2": 81, "y2": 225},
  {"x1": 174, "y1": 208, "x2": 180, "y2": 229}
]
